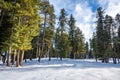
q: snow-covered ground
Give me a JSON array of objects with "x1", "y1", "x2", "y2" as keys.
[{"x1": 0, "y1": 58, "x2": 120, "y2": 80}]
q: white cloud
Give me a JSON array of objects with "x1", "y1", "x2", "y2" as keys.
[
  {"x1": 98, "y1": 0, "x2": 120, "y2": 18},
  {"x1": 49, "y1": 0, "x2": 74, "y2": 15},
  {"x1": 73, "y1": 2, "x2": 95, "y2": 41},
  {"x1": 98, "y1": 0, "x2": 108, "y2": 8},
  {"x1": 106, "y1": 1, "x2": 120, "y2": 18}
]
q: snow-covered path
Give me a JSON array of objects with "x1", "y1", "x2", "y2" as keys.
[{"x1": 0, "y1": 58, "x2": 120, "y2": 80}]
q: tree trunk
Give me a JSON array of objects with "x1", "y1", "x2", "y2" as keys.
[
  {"x1": 24, "y1": 52, "x2": 27, "y2": 62},
  {"x1": 49, "y1": 49, "x2": 51, "y2": 61},
  {"x1": 74, "y1": 52, "x2": 76, "y2": 59},
  {"x1": 70, "y1": 51, "x2": 74, "y2": 59},
  {"x1": 38, "y1": 46, "x2": 41, "y2": 62},
  {"x1": 60, "y1": 52, "x2": 62, "y2": 61},
  {"x1": 102, "y1": 58, "x2": 104, "y2": 63},
  {"x1": 60, "y1": 56, "x2": 62, "y2": 61},
  {"x1": 38, "y1": 11, "x2": 47, "y2": 62},
  {"x1": 12, "y1": 53, "x2": 16, "y2": 65},
  {"x1": 0, "y1": 10, "x2": 4, "y2": 27},
  {"x1": 16, "y1": 50, "x2": 20, "y2": 67},
  {"x1": 11, "y1": 50, "x2": 16, "y2": 65},
  {"x1": 57, "y1": 50, "x2": 59, "y2": 59},
  {"x1": 113, "y1": 57, "x2": 117, "y2": 64},
  {"x1": 36, "y1": 45, "x2": 39, "y2": 58},
  {"x1": 19, "y1": 50, "x2": 24, "y2": 66},
  {"x1": 113, "y1": 51, "x2": 117, "y2": 64},
  {"x1": 95, "y1": 57, "x2": 97, "y2": 62},
  {"x1": 0, "y1": 51, "x2": 1, "y2": 60},
  {"x1": 29, "y1": 50, "x2": 33, "y2": 60},
  {"x1": 11, "y1": 54, "x2": 14, "y2": 63},
  {"x1": 118, "y1": 58, "x2": 120, "y2": 63},
  {"x1": 6, "y1": 46, "x2": 11, "y2": 66}
]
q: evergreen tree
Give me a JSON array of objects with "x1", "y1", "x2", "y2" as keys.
[
  {"x1": 44, "y1": 5, "x2": 55, "y2": 61},
  {"x1": 74, "y1": 27, "x2": 86, "y2": 59},
  {"x1": 0, "y1": 0, "x2": 41, "y2": 67},
  {"x1": 57, "y1": 8, "x2": 68, "y2": 60},
  {"x1": 115, "y1": 14, "x2": 120, "y2": 63},
  {"x1": 36, "y1": 0, "x2": 55, "y2": 62},
  {"x1": 85, "y1": 41, "x2": 89, "y2": 58},
  {"x1": 95, "y1": 7, "x2": 117, "y2": 63},
  {"x1": 68, "y1": 14, "x2": 76, "y2": 59},
  {"x1": 11, "y1": 0, "x2": 40, "y2": 67},
  {"x1": 96, "y1": 7, "x2": 105, "y2": 62},
  {"x1": 55, "y1": 28, "x2": 71, "y2": 60},
  {"x1": 103, "y1": 15, "x2": 113, "y2": 63},
  {"x1": 0, "y1": 0, "x2": 13, "y2": 27},
  {"x1": 91, "y1": 33, "x2": 98, "y2": 62},
  {"x1": 0, "y1": 0, "x2": 14, "y2": 66}
]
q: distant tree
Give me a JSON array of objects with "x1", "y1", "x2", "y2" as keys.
[
  {"x1": 96, "y1": 7, "x2": 105, "y2": 62},
  {"x1": 91, "y1": 33, "x2": 98, "y2": 62},
  {"x1": 57, "y1": 8, "x2": 68, "y2": 60},
  {"x1": 35, "y1": 0, "x2": 55, "y2": 62},
  {"x1": 85, "y1": 41, "x2": 89, "y2": 58},
  {"x1": 103, "y1": 15, "x2": 113, "y2": 63},
  {"x1": 95, "y1": 7, "x2": 118, "y2": 64},
  {"x1": 68, "y1": 14, "x2": 76, "y2": 59},
  {"x1": 74, "y1": 27, "x2": 86, "y2": 59},
  {"x1": 115, "y1": 14, "x2": 120, "y2": 63},
  {"x1": 44, "y1": 5, "x2": 55, "y2": 61}
]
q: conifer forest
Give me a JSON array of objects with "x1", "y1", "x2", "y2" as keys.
[{"x1": 0, "y1": 0, "x2": 120, "y2": 80}]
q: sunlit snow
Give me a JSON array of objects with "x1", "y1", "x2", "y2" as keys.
[{"x1": 0, "y1": 58, "x2": 120, "y2": 80}]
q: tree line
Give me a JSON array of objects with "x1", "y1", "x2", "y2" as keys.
[
  {"x1": 0, "y1": 0, "x2": 86, "y2": 67},
  {"x1": 91, "y1": 7, "x2": 120, "y2": 64}
]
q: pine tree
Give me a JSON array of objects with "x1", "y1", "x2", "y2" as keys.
[
  {"x1": 54, "y1": 28, "x2": 60, "y2": 59},
  {"x1": 117, "y1": 29, "x2": 120, "y2": 63},
  {"x1": 91, "y1": 32, "x2": 98, "y2": 62},
  {"x1": 68, "y1": 14, "x2": 76, "y2": 59},
  {"x1": 89, "y1": 39, "x2": 93, "y2": 59},
  {"x1": 55, "y1": 28, "x2": 71, "y2": 60},
  {"x1": 11, "y1": 0, "x2": 40, "y2": 67},
  {"x1": 0, "y1": 0, "x2": 13, "y2": 27},
  {"x1": 115, "y1": 14, "x2": 120, "y2": 63},
  {"x1": 0, "y1": 0, "x2": 14, "y2": 66},
  {"x1": 96, "y1": 7, "x2": 105, "y2": 62},
  {"x1": 74, "y1": 27, "x2": 86, "y2": 59},
  {"x1": 57, "y1": 8, "x2": 68, "y2": 60},
  {"x1": 104, "y1": 15, "x2": 113, "y2": 63},
  {"x1": 36, "y1": 0, "x2": 55, "y2": 62},
  {"x1": 95, "y1": 7, "x2": 117, "y2": 63},
  {"x1": 85, "y1": 42, "x2": 89, "y2": 58}
]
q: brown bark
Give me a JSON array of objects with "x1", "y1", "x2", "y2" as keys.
[
  {"x1": 19, "y1": 50, "x2": 24, "y2": 66},
  {"x1": 36, "y1": 46, "x2": 39, "y2": 58},
  {"x1": 11, "y1": 50, "x2": 16, "y2": 65},
  {"x1": 6, "y1": 46, "x2": 11, "y2": 66},
  {"x1": 38, "y1": 46, "x2": 41, "y2": 62},
  {"x1": 16, "y1": 50, "x2": 20, "y2": 67}
]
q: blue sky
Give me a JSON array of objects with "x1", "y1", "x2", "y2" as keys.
[{"x1": 49, "y1": 0, "x2": 120, "y2": 42}]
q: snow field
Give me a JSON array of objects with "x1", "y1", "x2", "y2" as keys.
[{"x1": 0, "y1": 58, "x2": 120, "y2": 80}]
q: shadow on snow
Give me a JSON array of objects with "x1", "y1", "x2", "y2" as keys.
[{"x1": 0, "y1": 58, "x2": 120, "y2": 72}]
